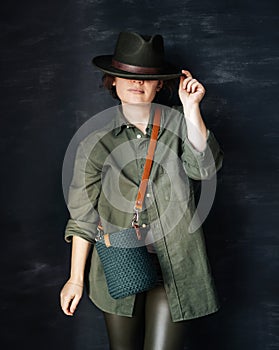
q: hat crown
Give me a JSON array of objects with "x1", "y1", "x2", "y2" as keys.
[
  {"x1": 113, "y1": 32, "x2": 165, "y2": 68},
  {"x1": 92, "y1": 31, "x2": 181, "y2": 80}
]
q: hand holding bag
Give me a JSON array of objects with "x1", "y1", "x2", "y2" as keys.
[{"x1": 95, "y1": 108, "x2": 161, "y2": 299}]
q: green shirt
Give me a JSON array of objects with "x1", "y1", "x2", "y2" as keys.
[{"x1": 64, "y1": 105, "x2": 223, "y2": 321}]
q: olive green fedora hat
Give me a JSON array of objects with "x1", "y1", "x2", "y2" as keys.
[{"x1": 92, "y1": 32, "x2": 182, "y2": 80}]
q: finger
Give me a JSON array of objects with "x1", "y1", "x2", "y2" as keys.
[
  {"x1": 69, "y1": 295, "x2": 81, "y2": 314},
  {"x1": 181, "y1": 69, "x2": 192, "y2": 79},
  {"x1": 60, "y1": 289, "x2": 75, "y2": 315},
  {"x1": 186, "y1": 79, "x2": 198, "y2": 92},
  {"x1": 61, "y1": 296, "x2": 74, "y2": 316},
  {"x1": 180, "y1": 69, "x2": 192, "y2": 89},
  {"x1": 190, "y1": 81, "x2": 201, "y2": 93},
  {"x1": 180, "y1": 75, "x2": 192, "y2": 91},
  {"x1": 193, "y1": 82, "x2": 205, "y2": 94}
]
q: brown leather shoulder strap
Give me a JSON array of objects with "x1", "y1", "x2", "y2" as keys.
[
  {"x1": 97, "y1": 107, "x2": 161, "y2": 244},
  {"x1": 135, "y1": 107, "x2": 161, "y2": 211}
]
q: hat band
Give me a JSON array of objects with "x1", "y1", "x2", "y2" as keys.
[{"x1": 112, "y1": 59, "x2": 162, "y2": 75}]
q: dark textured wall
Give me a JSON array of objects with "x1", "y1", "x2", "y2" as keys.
[{"x1": 1, "y1": 0, "x2": 278, "y2": 349}]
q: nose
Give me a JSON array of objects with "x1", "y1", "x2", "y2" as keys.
[{"x1": 131, "y1": 79, "x2": 144, "y2": 84}]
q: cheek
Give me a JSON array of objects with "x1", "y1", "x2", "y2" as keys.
[
  {"x1": 149, "y1": 82, "x2": 160, "y2": 94},
  {"x1": 149, "y1": 86, "x2": 158, "y2": 99},
  {"x1": 115, "y1": 85, "x2": 125, "y2": 99}
]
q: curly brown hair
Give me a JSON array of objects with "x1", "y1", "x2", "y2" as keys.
[{"x1": 101, "y1": 74, "x2": 177, "y2": 101}]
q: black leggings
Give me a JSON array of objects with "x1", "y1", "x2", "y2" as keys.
[{"x1": 103, "y1": 258, "x2": 188, "y2": 350}]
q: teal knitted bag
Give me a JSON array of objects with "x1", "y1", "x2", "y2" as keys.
[{"x1": 95, "y1": 227, "x2": 157, "y2": 299}]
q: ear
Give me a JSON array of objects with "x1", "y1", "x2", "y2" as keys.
[{"x1": 156, "y1": 80, "x2": 163, "y2": 92}]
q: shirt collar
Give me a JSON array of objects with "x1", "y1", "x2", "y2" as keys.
[
  {"x1": 112, "y1": 105, "x2": 131, "y2": 136},
  {"x1": 112, "y1": 104, "x2": 163, "y2": 137}
]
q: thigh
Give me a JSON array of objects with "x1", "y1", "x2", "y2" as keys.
[
  {"x1": 103, "y1": 293, "x2": 145, "y2": 350},
  {"x1": 144, "y1": 285, "x2": 188, "y2": 350}
]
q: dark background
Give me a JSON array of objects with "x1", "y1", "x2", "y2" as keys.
[{"x1": 1, "y1": 0, "x2": 278, "y2": 349}]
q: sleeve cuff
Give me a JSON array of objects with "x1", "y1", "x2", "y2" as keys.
[
  {"x1": 64, "y1": 219, "x2": 97, "y2": 244},
  {"x1": 184, "y1": 129, "x2": 210, "y2": 157},
  {"x1": 182, "y1": 130, "x2": 223, "y2": 180}
]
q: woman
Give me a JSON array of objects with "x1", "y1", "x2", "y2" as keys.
[{"x1": 60, "y1": 32, "x2": 223, "y2": 350}]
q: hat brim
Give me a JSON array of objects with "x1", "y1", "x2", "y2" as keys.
[{"x1": 92, "y1": 55, "x2": 182, "y2": 80}]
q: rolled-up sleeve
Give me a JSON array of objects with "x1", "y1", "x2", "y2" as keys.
[
  {"x1": 181, "y1": 130, "x2": 223, "y2": 180},
  {"x1": 64, "y1": 141, "x2": 101, "y2": 243}
]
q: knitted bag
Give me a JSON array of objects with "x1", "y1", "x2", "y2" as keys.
[{"x1": 95, "y1": 227, "x2": 157, "y2": 299}]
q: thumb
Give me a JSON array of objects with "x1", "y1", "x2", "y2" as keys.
[{"x1": 179, "y1": 74, "x2": 185, "y2": 86}]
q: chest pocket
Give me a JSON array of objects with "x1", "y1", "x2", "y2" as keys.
[{"x1": 152, "y1": 159, "x2": 191, "y2": 202}]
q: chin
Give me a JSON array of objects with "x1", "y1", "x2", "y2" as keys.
[{"x1": 123, "y1": 98, "x2": 148, "y2": 104}]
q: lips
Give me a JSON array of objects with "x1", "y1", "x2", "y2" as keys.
[{"x1": 128, "y1": 89, "x2": 144, "y2": 94}]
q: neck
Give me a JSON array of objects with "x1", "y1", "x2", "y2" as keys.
[{"x1": 121, "y1": 103, "x2": 151, "y2": 133}]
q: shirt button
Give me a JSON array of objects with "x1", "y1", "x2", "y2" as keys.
[
  {"x1": 137, "y1": 134, "x2": 142, "y2": 139},
  {"x1": 142, "y1": 224, "x2": 147, "y2": 228},
  {"x1": 126, "y1": 125, "x2": 130, "y2": 128},
  {"x1": 146, "y1": 193, "x2": 151, "y2": 198}
]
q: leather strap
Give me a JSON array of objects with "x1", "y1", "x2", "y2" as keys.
[
  {"x1": 104, "y1": 234, "x2": 111, "y2": 247},
  {"x1": 97, "y1": 107, "x2": 161, "y2": 246},
  {"x1": 112, "y1": 59, "x2": 162, "y2": 75},
  {"x1": 134, "y1": 107, "x2": 161, "y2": 211}
]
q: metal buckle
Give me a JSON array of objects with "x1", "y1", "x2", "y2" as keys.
[
  {"x1": 132, "y1": 208, "x2": 142, "y2": 240},
  {"x1": 95, "y1": 225, "x2": 103, "y2": 242},
  {"x1": 132, "y1": 207, "x2": 139, "y2": 228}
]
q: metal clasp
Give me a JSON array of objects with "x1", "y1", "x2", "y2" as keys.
[
  {"x1": 95, "y1": 224, "x2": 103, "y2": 242},
  {"x1": 132, "y1": 208, "x2": 141, "y2": 240},
  {"x1": 132, "y1": 207, "x2": 139, "y2": 228}
]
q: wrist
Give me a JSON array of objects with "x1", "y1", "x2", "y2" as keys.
[
  {"x1": 69, "y1": 275, "x2": 84, "y2": 285},
  {"x1": 68, "y1": 281, "x2": 84, "y2": 288},
  {"x1": 182, "y1": 101, "x2": 200, "y2": 114}
]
